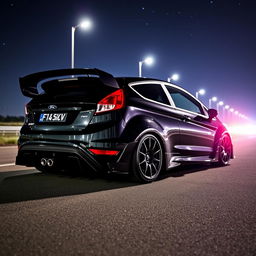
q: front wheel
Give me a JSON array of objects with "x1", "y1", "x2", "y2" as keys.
[
  {"x1": 132, "y1": 134, "x2": 163, "y2": 183},
  {"x1": 218, "y1": 134, "x2": 232, "y2": 166}
]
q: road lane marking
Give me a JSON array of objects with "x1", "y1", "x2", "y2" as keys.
[
  {"x1": 0, "y1": 163, "x2": 16, "y2": 167},
  {"x1": 0, "y1": 146, "x2": 17, "y2": 149}
]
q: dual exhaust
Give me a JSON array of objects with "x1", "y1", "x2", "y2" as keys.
[{"x1": 40, "y1": 158, "x2": 54, "y2": 167}]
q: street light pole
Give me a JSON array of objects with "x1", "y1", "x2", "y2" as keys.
[
  {"x1": 71, "y1": 26, "x2": 76, "y2": 69},
  {"x1": 230, "y1": 108, "x2": 234, "y2": 123},
  {"x1": 71, "y1": 19, "x2": 92, "y2": 69},
  {"x1": 209, "y1": 96, "x2": 217, "y2": 108},
  {"x1": 196, "y1": 89, "x2": 205, "y2": 99},
  {"x1": 167, "y1": 73, "x2": 179, "y2": 83},
  {"x1": 138, "y1": 57, "x2": 154, "y2": 77},
  {"x1": 217, "y1": 101, "x2": 224, "y2": 118},
  {"x1": 224, "y1": 105, "x2": 230, "y2": 122},
  {"x1": 139, "y1": 61, "x2": 143, "y2": 78}
]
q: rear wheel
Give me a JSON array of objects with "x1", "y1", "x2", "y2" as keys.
[
  {"x1": 218, "y1": 134, "x2": 232, "y2": 166},
  {"x1": 133, "y1": 134, "x2": 163, "y2": 183}
]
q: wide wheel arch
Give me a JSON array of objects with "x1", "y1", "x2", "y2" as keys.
[
  {"x1": 120, "y1": 115, "x2": 175, "y2": 173},
  {"x1": 120, "y1": 115, "x2": 164, "y2": 142}
]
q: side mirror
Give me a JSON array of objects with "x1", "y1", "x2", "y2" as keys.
[{"x1": 208, "y1": 109, "x2": 218, "y2": 120}]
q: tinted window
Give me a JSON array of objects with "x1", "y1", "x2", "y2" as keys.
[
  {"x1": 166, "y1": 86, "x2": 203, "y2": 114},
  {"x1": 133, "y1": 83, "x2": 169, "y2": 105}
]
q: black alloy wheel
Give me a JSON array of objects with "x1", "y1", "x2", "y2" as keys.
[
  {"x1": 133, "y1": 134, "x2": 163, "y2": 182},
  {"x1": 218, "y1": 134, "x2": 232, "y2": 166}
]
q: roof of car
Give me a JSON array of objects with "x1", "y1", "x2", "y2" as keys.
[{"x1": 115, "y1": 77, "x2": 179, "y2": 86}]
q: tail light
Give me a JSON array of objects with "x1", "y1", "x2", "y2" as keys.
[
  {"x1": 24, "y1": 104, "x2": 34, "y2": 124},
  {"x1": 95, "y1": 89, "x2": 124, "y2": 115},
  {"x1": 88, "y1": 149, "x2": 120, "y2": 155},
  {"x1": 24, "y1": 104, "x2": 29, "y2": 115}
]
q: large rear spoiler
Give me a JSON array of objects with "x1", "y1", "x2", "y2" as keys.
[{"x1": 19, "y1": 68, "x2": 119, "y2": 97}]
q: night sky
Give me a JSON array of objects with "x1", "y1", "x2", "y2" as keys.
[{"x1": 0, "y1": 0, "x2": 255, "y2": 121}]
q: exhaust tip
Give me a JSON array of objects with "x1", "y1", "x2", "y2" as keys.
[
  {"x1": 40, "y1": 158, "x2": 47, "y2": 166},
  {"x1": 47, "y1": 158, "x2": 54, "y2": 167}
]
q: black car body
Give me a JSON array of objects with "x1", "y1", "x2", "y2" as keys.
[{"x1": 16, "y1": 68, "x2": 234, "y2": 182}]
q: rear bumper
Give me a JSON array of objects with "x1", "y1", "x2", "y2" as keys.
[
  {"x1": 16, "y1": 140, "x2": 137, "y2": 174},
  {"x1": 16, "y1": 141, "x2": 104, "y2": 172}
]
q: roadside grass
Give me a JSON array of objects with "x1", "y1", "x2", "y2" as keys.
[
  {"x1": 0, "y1": 135, "x2": 19, "y2": 146},
  {"x1": 0, "y1": 122, "x2": 23, "y2": 126},
  {"x1": 0, "y1": 123, "x2": 22, "y2": 145}
]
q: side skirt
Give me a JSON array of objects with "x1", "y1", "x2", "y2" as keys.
[{"x1": 172, "y1": 155, "x2": 218, "y2": 163}]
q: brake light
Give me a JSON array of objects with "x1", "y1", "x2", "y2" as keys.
[
  {"x1": 95, "y1": 89, "x2": 124, "y2": 115},
  {"x1": 88, "y1": 149, "x2": 120, "y2": 155}
]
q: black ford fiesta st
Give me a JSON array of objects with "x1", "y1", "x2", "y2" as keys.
[{"x1": 16, "y1": 68, "x2": 234, "y2": 182}]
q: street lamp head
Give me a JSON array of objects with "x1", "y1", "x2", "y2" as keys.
[
  {"x1": 198, "y1": 89, "x2": 205, "y2": 95},
  {"x1": 171, "y1": 73, "x2": 179, "y2": 81},
  {"x1": 80, "y1": 19, "x2": 93, "y2": 30},
  {"x1": 211, "y1": 96, "x2": 217, "y2": 102},
  {"x1": 225, "y1": 105, "x2": 230, "y2": 109},
  {"x1": 235, "y1": 110, "x2": 239, "y2": 115},
  {"x1": 230, "y1": 108, "x2": 234, "y2": 112},
  {"x1": 144, "y1": 56, "x2": 154, "y2": 65},
  {"x1": 139, "y1": 56, "x2": 154, "y2": 77},
  {"x1": 218, "y1": 101, "x2": 224, "y2": 106}
]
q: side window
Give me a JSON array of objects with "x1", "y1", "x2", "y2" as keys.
[
  {"x1": 132, "y1": 83, "x2": 170, "y2": 105},
  {"x1": 166, "y1": 86, "x2": 204, "y2": 115}
]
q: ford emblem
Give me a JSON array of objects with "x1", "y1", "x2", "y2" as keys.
[{"x1": 48, "y1": 105, "x2": 57, "y2": 110}]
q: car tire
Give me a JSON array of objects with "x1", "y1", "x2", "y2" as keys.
[
  {"x1": 132, "y1": 134, "x2": 163, "y2": 183},
  {"x1": 217, "y1": 134, "x2": 232, "y2": 166}
]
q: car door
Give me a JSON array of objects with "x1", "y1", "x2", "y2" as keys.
[
  {"x1": 163, "y1": 84, "x2": 217, "y2": 157},
  {"x1": 128, "y1": 81, "x2": 183, "y2": 166}
]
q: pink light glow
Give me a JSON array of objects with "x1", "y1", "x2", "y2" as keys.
[{"x1": 228, "y1": 124, "x2": 256, "y2": 135}]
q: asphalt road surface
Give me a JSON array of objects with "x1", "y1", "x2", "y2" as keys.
[
  {"x1": 0, "y1": 146, "x2": 17, "y2": 165},
  {"x1": 0, "y1": 136, "x2": 255, "y2": 256}
]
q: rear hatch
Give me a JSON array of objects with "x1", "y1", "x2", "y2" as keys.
[{"x1": 21, "y1": 69, "x2": 120, "y2": 132}]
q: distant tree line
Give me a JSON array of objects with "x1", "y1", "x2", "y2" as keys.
[{"x1": 0, "y1": 115, "x2": 24, "y2": 122}]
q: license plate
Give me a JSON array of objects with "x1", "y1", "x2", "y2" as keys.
[{"x1": 39, "y1": 113, "x2": 67, "y2": 122}]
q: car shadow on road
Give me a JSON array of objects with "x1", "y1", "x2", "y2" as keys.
[
  {"x1": 0, "y1": 169, "x2": 139, "y2": 204},
  {"x1": 0, "y1": 164, "x2": 223, "y2": 204}
]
